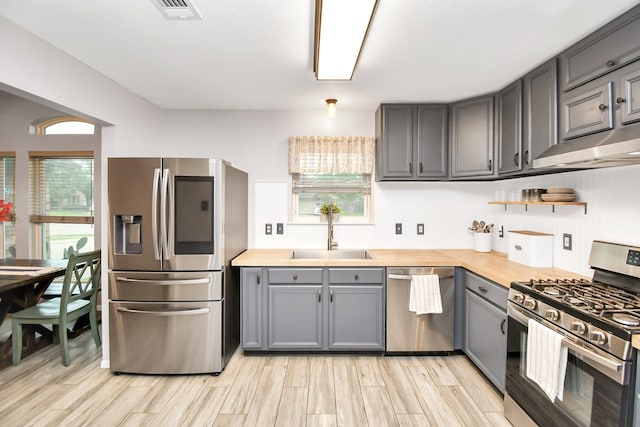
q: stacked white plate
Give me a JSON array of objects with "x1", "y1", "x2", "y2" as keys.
[{"x1": 541, "y1": 187, "x2": 577, "y2": 202}]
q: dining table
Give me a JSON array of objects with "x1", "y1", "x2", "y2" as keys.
[{"x1": 0, "y1": 259, "x2": 67, "y2": 369}]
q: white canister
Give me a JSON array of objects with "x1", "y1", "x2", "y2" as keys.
[{"x1": 473, "y1": 232, "x2": 492, "y2": 252}]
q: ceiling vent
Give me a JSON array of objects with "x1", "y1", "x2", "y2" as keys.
[{"x1": 151, "y1": 0, "x2": 201, "y2": 20}]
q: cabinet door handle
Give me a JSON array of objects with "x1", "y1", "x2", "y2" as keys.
[
  {"x1": 478, "y1": 286, "x2": 488, "y2": 293},
  {"x1": 524, "y1": 150, "x2": 529, "y2": 165},
  {"x1": 293, "y1": 274, "x2": 298, "y2": 281},
  {"x1": 354, "y1": 274, "x2": 359, "y2": 281},
  {"x1": 318, "y1": 290, "x2": 321, "y2": 303},
  {"x1": 257, "y1": 274, "x2": 260, "y2": 285},
  {"x1": 409, "y1": 162, "x2": 413, "y2": 174},
  {"x1": 330, "y1": 290, "x2": 334, "y2": 303},
  {"x1": 598, "y1": 103, "x2": 608, "y2": 111},
  {"x1": 500, "y1": 318, "x2": 506, "y2": 334},
  {"x1": 606, "y1": 59, "x2": 615, "y2": 67},
  {"x1": 488, "y1": 159, "x2": 492, "y2": 171},
  {"x1": 514, "y1": 152, "x2": 519, "y2": 166},
  {"x1": 616, "y1": 97, "x2": 626, "y2": 104},
  {"x1": 419, "y1": 162, "x2": 423, "y2": 173}
]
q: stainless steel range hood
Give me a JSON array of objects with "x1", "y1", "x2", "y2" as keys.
[{"x1": 533, "y1": 125, "x2": 640, "y2": 169}]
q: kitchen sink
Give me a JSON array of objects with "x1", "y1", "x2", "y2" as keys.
[{"x1": 290, "y1": 249, "x2": 375, "y2": 260}]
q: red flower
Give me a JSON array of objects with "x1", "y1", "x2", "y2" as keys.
[{"x1": 0, "y1": 199, "x2": 14, "y2": 222}]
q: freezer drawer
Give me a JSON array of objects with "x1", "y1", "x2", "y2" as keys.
[
  {"x1": 109, "y1": 301, "x2": 222, "y2": 374},
  {"x1": 109, "y1": 271, "x2": 222, "y2": 302}
]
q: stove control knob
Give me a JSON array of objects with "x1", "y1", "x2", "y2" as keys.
[
  {"x1": 523, "y1": 298, "x2": 537, "y2": 310},
  {"x1": 544, "y1": 309, "x2": 560, "y2": 321},
  {"x1": 512, "y1": 293, "x2": 525, "y2": 304},
  {"x1": 570, "y1": 322, "x2": 586, "y2": 335},
  {"x1": 589, "y1": 330, "x2": 607, "y2": 346}
]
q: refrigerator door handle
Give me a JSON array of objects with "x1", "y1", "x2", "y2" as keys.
[
  {"x1": 152, "y1": 168, "x2": 161, "y2": 260},
  {"x1": 167, "y1": 168, "x2": 175, "y2": 258},
  {"x1": 161, "y1": 168, "x2": 170, "y2": 260},
  {"x1": 116, "y1": 277, "x2": 211, "y2": 285},
  {"x1": 117, "y1": 307, "x2": 211, "y2": 316}
]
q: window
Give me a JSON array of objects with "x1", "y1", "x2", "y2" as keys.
[
  {"x1": 289, "y1": 136, "x2": 375, "y2": 222},
  {"x1": 30, "y1": 152, "x2": 95, "y2": 259},
  {"x1": 0, "y1": 153, "x2": 16, "y2": 258},
  {"x1": 33, "y1": 116, "x2": 95, "y2": 135}
]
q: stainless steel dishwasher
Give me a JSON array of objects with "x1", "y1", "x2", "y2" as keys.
[{"x1": 386, "y1": 267, "x2": 455, "y2": 352}]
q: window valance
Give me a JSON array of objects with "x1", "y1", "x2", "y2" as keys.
[{"x1": 288, "y1": 136, "x2": 375, "y2": 174}]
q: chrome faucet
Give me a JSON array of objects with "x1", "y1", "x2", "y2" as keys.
[{"x1": 327, "y1": 204, "x2": 338, "y2": 251}]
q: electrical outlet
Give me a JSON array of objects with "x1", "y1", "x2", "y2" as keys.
[
  {"x1": 265, "y1": 223, "x2": 272, "y2": 235},
  {"x1": 563, "y1": 233, "x2": 572, "y2": 251},
  {"x1": 417, "y1": 223, "x2": 424, "y2": 235},
  {"x1": 276, "y1": 223, "x2": 284, "y2": 234},
  {"x1": 395, "y1": 223, "x2": 402, "y2": 235}
]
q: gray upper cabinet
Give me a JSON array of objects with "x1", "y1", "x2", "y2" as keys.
[
  {"x1": 450, "y1": 95, "x2": 495, "y2": 178},
  {"x1": 561, "y1": 81, "x2": 614, "y2": 140},
  {"x1": 522, "y1": 59, "x2": 558, "y2": 170},
  {"x1": 559, "y1": 5, "x2": 640, "y2": 91},
  {"x1": 497, "y1": 80, "x2": 522, "y2": 175},
  {"x1": 376, "y1": 104, "x2": 448, "y2": 180},
  {"x1": 619, "y1": 65, "x2": 640, "y2": 125}
]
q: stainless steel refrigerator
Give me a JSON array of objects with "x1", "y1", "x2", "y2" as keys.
[{"x1": 107, "y1": 158, "x2": 247, "y2": 375}]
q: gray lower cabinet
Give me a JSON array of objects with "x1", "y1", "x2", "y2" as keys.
[
  {"x1": 240, "y1": 267, "x2": 384, "y2": 351},
  {"x1": 240, "y1": 268, "x2": 263, "y2": 349},
  {"x1": 375, "y1": 104, "x2": 448, "y2": 180},
  {"x1": 522, "y1": 58, "x2": 557, "y2": 171},
  {"x1": 497, "y1": 80, "x2": 523, "y2": 175},
  {"x1": 463, "y1": 270, "x2": 508, "y2": 393},
  {"x1": 450, "y1": 95, "x2": 495, "y2": 178},
  {"x1": 269, "y1": 285, "x2": 323, "y2": 349}
]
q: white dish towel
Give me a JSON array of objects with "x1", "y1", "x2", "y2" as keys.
[
  {"x1": 526, "y1": 319, "x2": 568, "y2": 402},
  {"x1": 409, "y1": 274, "x2": 442, "y2": 315}
]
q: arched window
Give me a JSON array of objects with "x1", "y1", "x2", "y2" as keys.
[{"x1": 33, "y1": 116, "x2": 95, "y2": 135}]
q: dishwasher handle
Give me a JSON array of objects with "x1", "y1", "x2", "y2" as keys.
[{"x1": 388, "y1": 273, "x2": 454, "y2": 280}]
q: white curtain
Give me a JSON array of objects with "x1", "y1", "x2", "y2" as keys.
[{"x1": 288, "y1": 136, "x2": 375, "y2": 174}]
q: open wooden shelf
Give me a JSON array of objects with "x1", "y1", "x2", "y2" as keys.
[{"x1": 488, "y1": 201, "x2": 587, "y2": 214}]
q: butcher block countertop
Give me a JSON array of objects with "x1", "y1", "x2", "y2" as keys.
[{"x1": 232, "y1": 249, "x2": 589, "y2": 288}]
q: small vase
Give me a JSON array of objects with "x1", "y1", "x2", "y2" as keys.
[{"x1": 473, "y1": 232, "x2": 492, "y2": 252}]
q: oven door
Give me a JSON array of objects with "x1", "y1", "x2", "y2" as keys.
[{"x1": 506, "y1": 303, "x2": 634, "y2": 427}]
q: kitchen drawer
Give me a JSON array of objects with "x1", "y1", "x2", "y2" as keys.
[
  {"x1": 267, "y1": 268, "x2": 323, "y2": 284},
  {"x1": 463, "y1": 270, "x2": 507, "y2": 310},
  {"x1": 328, "y1": 268, "x2": 384, "y2": 284}
]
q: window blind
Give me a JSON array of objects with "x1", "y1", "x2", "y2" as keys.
[{"x1": 29, "y1": 152, "x2": 94, "y2": 224}]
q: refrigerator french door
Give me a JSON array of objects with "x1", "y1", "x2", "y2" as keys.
[
  {"x1": 107, "y1": 158, "x2": 247, "y2": 375},
  {"x1": 109, "y1": 157, "x2": 221, "y2": 272}
]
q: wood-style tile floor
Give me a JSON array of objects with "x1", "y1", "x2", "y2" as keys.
[{"x1": 0, "y1": 331, "x2": 512, "y2": 426}]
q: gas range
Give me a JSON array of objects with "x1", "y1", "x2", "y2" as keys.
[{"x1": 508, "y1": 240, "x2": 640, "y2": 361}]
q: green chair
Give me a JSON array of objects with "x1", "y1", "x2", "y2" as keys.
[{"x1": 12, "y1": 250, "x2": 102, "y2": 366}]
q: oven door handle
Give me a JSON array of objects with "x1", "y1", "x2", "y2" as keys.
[{"x1": 561, "y1": 338, "x2": 623, "y2": 373}]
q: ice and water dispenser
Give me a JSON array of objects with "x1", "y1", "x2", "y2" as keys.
[{"x1": 113, "y1": 215, "x2": 143, "y2": 254}]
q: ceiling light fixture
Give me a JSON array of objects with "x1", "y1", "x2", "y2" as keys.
[
  {"x1": 313, "y1": 0, "x2": 378, "y2": 80},
  {"x1": 326, "y1": 98, "x2": 338, "y2": 117}
]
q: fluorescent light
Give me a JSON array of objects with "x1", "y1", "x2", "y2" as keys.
[{"x1": 314, "y1": 0, "x2": 378, "y2": 80}]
